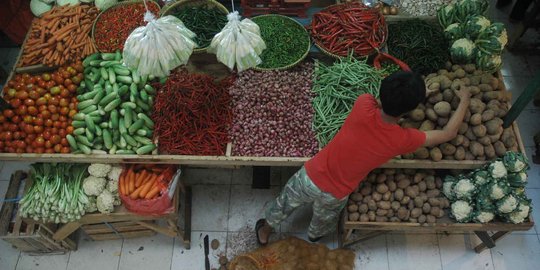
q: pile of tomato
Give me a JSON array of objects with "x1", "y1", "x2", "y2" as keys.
[{"x1": 0, "y1": 62, "x2": 83, "y2": 154}]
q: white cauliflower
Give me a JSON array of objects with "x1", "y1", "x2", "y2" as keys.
[
  {"x1": 88, "y1": 164, "x2": 112, "y2": 178},
  {"x1": 507, "y1": 203, "x2": 530, "y2": 224},
  {"x1": 489, "y1": 183, "x2": 506, "y2": 200},
  {"x1": 497, "y1": 195, "x2": 518, "y2": 214},
  {"x1": 451, "y1": 200, "x2": 473, "y2": 222},
  {"x1": 498, "y1": 29, "x2": 508, "y2": 47},
  {"x1": 473, "y1": 170, "x2": 489, "y2": 186},
  {"x1": 85, "y1": 196, "x2": 98, "y2": 213},
  {"x1": 113, "y1": 192, "x2": 121, "y2": 206},
  {"x1": 489, "y1": 161, "x2": 507, "y2": 179},
  {"x1": 475, "y1": 211, "x2": 495, "y2": 223},
  {"x1": 82, "y1": 176, "x2": 106, "y2": 196},
  {"x1": 97, "y1": 189, "x2": 115, "y2": 214},
  {"x1": 453, "y1": 178, "x2": 476, "y2": 200},
  {"x1": 107, "y1": 166, "x2": 122, "y2": 181},
  {"x1": 107, "y1": 179, "x2": 119, "y2": 193}
]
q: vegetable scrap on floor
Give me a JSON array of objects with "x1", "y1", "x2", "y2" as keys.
[
  {"x1": 152, "y1": 69, "x2": 233, "y2": 156},
  {"x1": 230, "y1": 62, "x2": 318, "y2": 157}
]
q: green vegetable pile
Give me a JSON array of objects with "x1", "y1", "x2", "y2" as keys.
[
  {"x1": 387, "y1": 19, "x2": 449, "y2": 75},
  {"x1": 312, "y1": 56, "x2": 384, "y2": 146},
  {"x1": 19, "y1": 163, "x2": 89, "y2": 223},
  {"x1": 172, "y1": 6, "x2": 228, "y2": 49},
  {"x1": 443, "y1": 152, "x2": 532, "y2": 224},
  {"x1": 252, "y1": 15, "x2": 310, "y2": 69},
  {"x1": 437, "y1": 0, "x2": 507, "y2": 72},
  {"x1": 68, "y1": 51, "x2": 157, "y2": 155}
]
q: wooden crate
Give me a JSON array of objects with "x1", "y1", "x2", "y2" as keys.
[
  {"x1": 81, "y1": 221, "x2": 156, "y2": 241},
  {"x1": 0, "y1": 171, "x2": 76, "y2": 254}
]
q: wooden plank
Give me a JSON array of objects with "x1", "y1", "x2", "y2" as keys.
[
  {"x1": 89, "y1": 230, "x2": 156, "y2": 241},
  {"x1": 52, "y1": 222, "x2": 81, "y2": 241},
  {"x1": 82, "y1": 223, "x2": 149, "y2": 234},
  {"x1": 474, "y1": 231, "x2": 509, "y2": 253},
  {"x1": 0, "y1": 171, "x2": 24, "y2": 235},
  {"x1": 136, "y1": 221, "x2": 178, "y2": 238}
]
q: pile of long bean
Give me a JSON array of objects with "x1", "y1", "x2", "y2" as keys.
[
  {"x1": 310, "y1": 2, "x2": 387, "y2": 57},
  {"x1": 251, "y1": 15, "x2": 310, "y2": 69},
  {"x1": 387, "y1": 19, "x2": 449, "y2": 75},
  {"x1": 313, "y1": 56, "x2": 384, "y2": 146},
  {"x1": 152, "y1": 69, "x2": 233, "y2": 155},
  {"x1": 171, "y1": 6, "x2": 227, "y2": 49}
]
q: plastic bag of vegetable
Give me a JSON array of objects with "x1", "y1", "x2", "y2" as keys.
[
  {"x1": 208, "y1": 11, "x2": 266, "y2": 72},
  {"x1": 123, "y1": 4, "x2": 196, "y2": 78}
]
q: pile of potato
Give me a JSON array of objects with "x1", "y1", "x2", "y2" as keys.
[
  {"x1": 347, "y1": 169, "x2": 450, "y2": 224},
  {"x1": 400, "y1": 63, "x2": 519, "y2": 161}
]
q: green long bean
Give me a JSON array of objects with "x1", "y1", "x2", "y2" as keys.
[
  {"x1": 312, "y1": 56, "x2": 384, "y2": 146},
  {"x1": 173, "y1": 6, "x2": 228, "y2": 48}
]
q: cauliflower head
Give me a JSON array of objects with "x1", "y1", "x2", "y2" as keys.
[
  {"x1": 453, "y1": 178, "x2": 476, "y2": 200},
  {"x1": 508, "y1": 172, "x2": 527, "y2": 187},
  {"x1": 107, "y1": 166, "x2": 122, "y2": 181},
  {"x1": 488, "y1": 181, "x2": 507, "y2": 200},
  {"x1": 107, "y1": 179, "x2": 119, "y2": 194},
  {"x1": 497, "y1": 194, "x2": 518, "y2": 214},
  {"x1": 473, "y1": 170, "x2": 490, "y2": 186},
  {"x1": 85, "y1": 196, "x2": 98, "y2": 213},
  {"x1": 451, "y1": 38, "x2": 476, "y2": 63},
  {"x1": 488, "y1": 160, "x2": 507, "y2": 179},
  {"x1": 443, "y1": 181, "x2": 455, "y2": 200},
  {"x1": 88, "y1": 163, "x2": 112, "y2": 178},
  {"x1": 451, "y1": 200, "x2": 473, "y2": 222},
  {"x1": 503, "y1": 152, "x2": 528, "y2": 173},
  {"x1": 474, "y1": 211, "x2": 495, "y2": 223},
  {"x1": 83, "y1": 176, "x2": 106, "y2": 196},
  {"x1": 507, "y1": 203, "x2": 530, "y2": 224},
  {"x1": 97, "y1": 189, "x2": 115, "y2": 214}
]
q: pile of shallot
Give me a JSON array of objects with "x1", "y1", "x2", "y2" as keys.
[{"x1": 229, "y1": 62, "x2": 318, "y2": 157}]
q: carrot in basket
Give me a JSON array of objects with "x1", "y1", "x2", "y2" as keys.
[
  {"x1": 145, "y1": 186, "x2": 161, "y2": 199},
  {"x1": 139, "y1": 175, "x2": 158, "y2": 198},
  {"x1": 135, "y1": 169, "x2": 148, "y2": 188},
  {"x1": 119, "y1": 173, "x2": 126, "y2": 196}
]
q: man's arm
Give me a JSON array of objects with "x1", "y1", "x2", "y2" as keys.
[{"x1": 423, "y1": 89, "x2": 471, "y2": 147}]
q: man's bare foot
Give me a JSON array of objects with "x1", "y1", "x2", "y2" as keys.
[{"x1": 255, "y1": 219, "x2": 273, "y2": 245}]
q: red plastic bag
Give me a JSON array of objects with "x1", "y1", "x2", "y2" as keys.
[{"x1": 120, "y1": 165, "x2": 180, "y2": 216}]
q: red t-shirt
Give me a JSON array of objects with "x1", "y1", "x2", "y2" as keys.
[{"x1": 305, "y1": 94, "x2": 426, "y2": 199}]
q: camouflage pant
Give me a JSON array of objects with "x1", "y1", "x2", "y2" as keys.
[{"x1": 265, "y1": 167, "x2": 347, "y2": 239}]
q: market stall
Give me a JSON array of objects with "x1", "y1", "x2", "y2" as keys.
[{"x1": 0, "y1": 0, "x2": 535, "y2": 255}]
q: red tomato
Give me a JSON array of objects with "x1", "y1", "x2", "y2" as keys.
[
  {"x1": 59, "y1": 107, "x2": 69, "y2": 116},
  {"x1": 15, "y1": 140, "x2": 26, "y2": 149},
  {"x1": 59, "y1": 98, "x2": 69, "y2": 107},
  {"x1": 42, "y1": 73, "x2": 51, "y2": 81},
  {"x1": 44, "y1": 140, "x2": 53, "y2": 149},
  {"x1": 36, "y1": 97, "x2": 47, "y2": 106},
  {"x1": 13, "y1": 131, "x2": 23, "y2": 140},
  {"x1": 35, "y1": 136, "x2": 45, "y2": 147},
  {"x1": 33, "y1": 118, "x2": 44, "y2": 126},
  {"x1": 27, "y1": 106, "x2": 38, "y2": 116},
  {"x1": 50, "y1": 86, "x2": 61, "y2": 95},
  {"x1": 68, "y1": 109, "x2": 77, "y2": 118},
  {"x1": 6, "y1": 88, "x2": 17, "y2": 98},
  {"x1": 53, "y1": 121, "x2": 62, "y2": 128},
  {"x1": 63, "y1": 87, "x2": 73, "y2": 96},
  {"x1": 3, "y1": 109, "x2": 14, "y2": 118},
  {"x1": 51, "y1": 127, "x2": 59, "y2": 135},
  {"x1": 44, "y1": 119, "x2": 53, "y2": 127},
  {"x1": 58, "y1": 128, "x2": 67, "y2": 137},
  {"x1": 4, "y1": 131, "x2": 13, "y2": 141},
  {"x1": 8, "y1": 124, "x2": 18, "y2": 132},
  {"x1": 61, "y1": 146, "x2": 70, "y2": 153},
  {"x1": 66, "y1": 126, "x2": 74, "y2": 134},
  {"x1": 63, "y1": 79, "x2": 72, "y2": 87},
  {"x1": 53, "y1": 144, "x2": 62, "y2": 153},
  {"x1": 15, "y1": 105, "x2": 27, "y2": 116},
  {"x1": 23, "y1": 115, "x2": 33, "y2": 124},
  {"x1": 24, "y1": 98, "x2": 35, "y2": 106},
  {"x1": 34, "y1": 125, "x2": 43, "y2": 134},
  {"x1": 11, "y1": 115, "x2": 21, "y2": 124},
  {"x1": 45, "y1": 148, "x2": 54, "y2": 154},
  {"x1": 41, "y1": 110, "x2": 51, "y2": 119},
  {"x1": 51, "y1": 114, "x2": 59, "y2": 121},
  {"x1": 46, "y1": 81, "x2": 55, "y2": 90},
  {"x1": 42, "y1": 130, "x2": 52, "y2": 140},
  {"x1": 37, "y1": 80, "x2": 47, "y2": 89},
  {"x1": 16, "y1": 91, "x2": 29, "y2": 100},
  {"x1": 51, "y1": 134, "x2": 61, "y2": 144},
  {"x1": 0, "y1": 115, "x2": 5, "y2": 123},
  {"x1": 10, "y1": 99, "x2": 22, "y2": 108},
  {"x1": 34, "y1": 147, "x2": 45, "y2": 153},
  {"x1": 29, "y1": 90, "x2": 40, "y2": 100},
  {"x1": 24, "y1": 124, "x2": 34, "y2": 134},
  {"x1": 68, "y1": 103, "x2": 76, "y2": 110}
]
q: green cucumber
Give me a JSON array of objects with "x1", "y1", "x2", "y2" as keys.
[
  {"x1": 72, "y1": 120, "x2": 86, "y2": 128},
  {"x1": 128, "y1": 119, "x2": 145, "y2": 134},
  {"x1": 101, "y1": 52, "x2": 116, "y2": 61},
  {"x1": 92, "y1": 90, "x2": 105, "y2": 104},
  {"x1": 137, "y1": 113, "x2": 154, "y2": 129},
  {"x1": 81, "y1": 89, "x2": 99, "y2": 100},
  {"x1": 133, "y1": 135, "x2": 152, "y2": 145},
  {"x1": 103, "y1": 129, "x2": 113, "y2": 149},
  {"x1": 124, "y1": 107, "x2": 133, "y2": 128},
  {"x1": 144, "y1": 84, "x2": 155, "y2": 95},
  {"x1": 136, "y1": 144, "x2": 156, "y2": 155},
  {"x1": 100, "y1": 67, "x2": 108, "y2": 80},
  {"x1": 79, "y1": 144, "x2": 92, "y2": 154},
  {"x1": 100, "y1": 60, "x2": 121, "y2": 67},
  {"x1": 95, "y1": 125, "x2": 103, "y2": 136},
  {"x1": 85, "y1": 128, "x2": 94, "y2": 142},
  {"x1": 112, "y1": 83, "x2": 119, "y2": 93},
  {"x1": 76, "y1": 135, "x2": 93, "y2": 147},
  {"x1": 99, "y1": 92, "x2": 118, "y2": 107},
  {"x1": 99, "y1": 122, "x2": 109, "y2": 129},
  {"x1": 111, "y1": 110, "x2": 119, "y2": 128},
  {"x1": 80, "y1": 105, "x2": 97, "y2": 115},
  {"x1": 119, "y1": 135, "x2": 127, "y2": 148},
  {"x1": 104, "y1": 99, "x2": 121, "y2": 112},
  {"x1": 116, "y1": 149, "x2": 135, "y2": 154},
  {"x1": 108, "y1": 68, "x2": 116, "y2": 84},
  {"x1": 123, "y1": 133, "x2": 138, "y2": 147},
  {"x1": 140, "y1": 89, "x2": 148, "y2": 102},
  {"x1": 105, "y1": 83, "x2": 113, "y2": 93},
  {"x1": 66, "y1": 135, "x2": 78, "y2": 150},
  {"x1": 89, "y1": 60, "x2": 101, "y2": 67},
  {"x1": 119, "y1": 118, "x2": 127, "y2": 134},
  {"x1": 118, "y1": 85, "x2": 129, "y2": 96},
  {"x1": 77, "y1": 100, "x2": 96, "y2": 110},
  {"x1": 73, "y1": 128, "x2": 86, "y2": 136},
  {"x1": 135, "y1": 98, "x2": 149, "y2": 111},
  {"x1": 109, "y1": 144, "x2": 117, "y2": 154},
  {"x1": 85, "y1": 117, "x2": 96, "y2": 133},
  {"x1": 132, "y1": 69, "x2": 140, "y2": 84},
  {"x1": 121, "y1": 102, "x2": 137, "y2": 110},
  {"x1": 114, "y1": 67, "x2": 130, "y2": 76},
  {"x1": 114, "y1": 50, "x2": 121, "y2": 61},
  {"x1": 73, "y1": 113, "x2": 86, "y2": 121},
  {"x1": 83, "y1": 53, "x2": 100, "y2": 67}
]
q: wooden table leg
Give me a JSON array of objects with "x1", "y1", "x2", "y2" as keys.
[
  {"x1": 183, "y1": 185, "x2": 192, "y2": 249},
  {"x1": 474, "y1": 231, "x2": 510, "y2": 253}
]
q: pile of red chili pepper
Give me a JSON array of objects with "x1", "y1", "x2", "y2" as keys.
[
  {"x1": 309, "y1": 2, "x2": 387, "y2": 57},
  {"x1": 93, "y1": 2, "x2": 160, "y2": 52},
  {"x1": 151, "y1": 69, "x2": 233, "y2": 156}
]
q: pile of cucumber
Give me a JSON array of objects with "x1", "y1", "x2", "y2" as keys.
[{"x1": 67, "y1": 51, "x2": 157, "y2": 155}]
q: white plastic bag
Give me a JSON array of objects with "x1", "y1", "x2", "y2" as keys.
[
  {"x1": 123, "y1": 11, "x2": 197, "y2": 77},
  {"x1": 208, "y1": 11, "x2": 266, "y2": 72}
]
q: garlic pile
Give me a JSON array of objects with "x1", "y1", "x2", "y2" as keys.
[{"x1": 395, "y1": 0, "x2": 453, "y2": 16}]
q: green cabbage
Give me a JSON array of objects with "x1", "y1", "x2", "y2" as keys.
[
  {"x1": 451, "y1": 38, "x2": 476, "y2": 63},
  {"x1": 475, "y1": 52, "x2": 502, "y2": 73},
  {"x1": 455, "y1": 0, "x2": 489, "y2": 23},
  {"x1": 464, "y1": 16, "x2": 491, "y2": 39},
  {"x1": 438, "y1": 4, "x2": 457, "y2": 28},
  {"x1": 444, "y1": 23, "x2": 464, "y2": 40}
]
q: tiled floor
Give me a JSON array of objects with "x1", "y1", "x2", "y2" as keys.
[{"x1": 1, "y1": 4, "x2": 540, "y2": 270}]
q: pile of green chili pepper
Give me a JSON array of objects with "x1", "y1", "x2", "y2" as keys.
[
  {"x1": 252, "y1": 15, "x2": 310, "y2": 69},
  {"x1": 312, "y1": 56, "x2": 384, "y2": 146},
  {"x1": 172, "y1": 6, "x2": 227, "y2": 49},
  {"x1": 387, "y1": 19, "x2": 449, "y2": 75}
]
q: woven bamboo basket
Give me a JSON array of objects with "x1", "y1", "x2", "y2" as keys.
[
  {"x1": 251, "y1": 14, "x2": 311, "y2": 71},
  {"x1": 310, "y1": 3, "x2": 388, "y2": 60},
  {"x1": 91, "y1": 0, "x2": 161, "y2": 53},
  {"x1": 161, "y1": 0, "x2": 229, "y2": 53}
]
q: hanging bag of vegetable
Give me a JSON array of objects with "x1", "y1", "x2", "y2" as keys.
[
  {"x1": 123, "y1": 0, "x2": 197, "y2": 77},
  {"x1": 208, "y1": 10, "x2": 266, "y2": 72}
]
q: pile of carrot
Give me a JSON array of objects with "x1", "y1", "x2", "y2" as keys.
[
  {"x1": 119, "y1": 165, "x2": 173, "y2": 200},
  {"x1": 19, "y1": 4, "x2": 98, "y2": 67}
]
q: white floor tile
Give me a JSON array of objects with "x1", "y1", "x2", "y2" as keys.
[
  {"x1": 232, "y1": 167, "x2": 252, "y2": 185},
  {"x1": 516, "y1": 109, "x2": 540, "y2": 148},
  {"x1": 387, "y1": 233, "x2": 442, "y2": 270},
  {"x1": 191, "y1": 185, "x2": 230, "y2": 232},
  {"x1": 491, "y1": 234, "x2": 540, "y2": 270},
  {"x1": 504, "y1": 76, "x2": 536, "y2": 110},
  {"x1": 0, "y1": 162, "x2": 32, "y2": 181},
  {"x1": 0, "y1": 240, "x2": 20, "y2": 270},
  {"x1": 280, "y1": 204, "x2": 313, "y2": 233},
  {"x1": 183, "y1": 167, "x2": 232, "y2": 185},
  {"x1": 524, "y1": 147, "x2": 540, "y2": 188},
  {"x1": 525, "y1": 188, "x2": 540, "y2": 234},
  {"x1": 349, "y1": 234, "x2": 389, "y2": 270},
  {"x1": 16, "y1": 252, "x2": 70, "y2": 270},
  {"x1": 501, "y1": 52, "x2": 533, "y2": 78},
  {"x1": 438, "y1": 233, "x2": 494, "y2": 270},
  {"x1": 67, "y1": 238, "x2": 122, "y2": 270},
  {"x1": 172, "y1": 231, "x2": 226, "y2": 270},
  {"x1": 118, "y1": 234, "x2": 173, "y2": 270},
  {"x1": 227, "y1": 185, "x2": 280, "y2": 232}
]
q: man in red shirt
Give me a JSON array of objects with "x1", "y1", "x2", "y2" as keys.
[{"x1": 256, "y1": 71, "x2": 471, "y2": 244}]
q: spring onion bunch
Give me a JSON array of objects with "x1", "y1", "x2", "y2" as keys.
[{"x1": 19, "y1": 163, "x2": 90, "y2": 223}]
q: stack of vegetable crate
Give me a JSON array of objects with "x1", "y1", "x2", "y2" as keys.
[{"x1": 0, "y1": 171, "x2": 76, "y2": 254}]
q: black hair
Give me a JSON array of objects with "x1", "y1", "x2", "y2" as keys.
[{"x1": 379, "y1": 71, "x2": 426, "y2": 117}]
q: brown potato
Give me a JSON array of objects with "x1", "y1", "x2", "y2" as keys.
[
  {"x1": 360, "y1": 186, "x2": 372, "y2": 196},
  {"x1": 376, "y1": 209, "x2": 388, "y2": 216},
  {"x1": 469, "y1": 98, "x2": 486, "y2": 114},
  {"x1": 394, "y1": 188, "x2": 404, "y2": 201},
  {"x1": 441, "y1": 143, "x2": 457, "y2": 156},
  {"x1": 368, "y1": 200, "x2": 377, "y2": 211},
  {"x1": 418, "y1": 214, "x2": 427, "y2": 223},
  {"x1": 347, "y1": 204, "x2": 359, "y2": 213},
  {"x1": 485, "y1": 144, "x2": 496, "y2": 159},
  {"x1": 472, "y1": 124, "x2": 487, "y2": 137},
  {"x1": 410, "y1": 109, "x2": 425, "y2": 122},
  {"x1": 486, "y1": 118, "x2": 503, "y2": 135},
  {"x1": 470, "y1": 113, "x2": 482, "y2": 125},
  {"x1": 414, "y1": 197, "x2": 424, "y2": 208},
  {"x1": 372, "y1": 192, "x2": 382, "y2": 202},
  {"x1": 425, "y1": 176, "x2": 436, "y2": 190},
  {"x1": 434, "y1": 101, "x2": 452, "y2": 117},
  {"x1": 383, "y1": 191, "x2": 392, "y2": 201},
  {"x1": 430, "y1": 147, "x2": 443, "y2": 161},
  {"x1": 451, "y1": 134, "x2": 465, "y2": 146},
  {"x1": 375, "y1": 216, "x2": 388, "y2": 222},
  {"x1": 368, "y1": 211, "x2": 376, "y2": 221},
  {"x1": 425, "y1": 108, "x2": 438, "y2": 122},
  {"x1": 430, "y1": 207, "x2": 441, "y2": 217},
  {"x1": 360, "y1": 214, "x2": 369, "y2": 222},
  {"x1": 418, "y1": 181, "x2": 427, "y2": 192},
  {"x1": 481, "y1": 110, "x2": 495, "y2": 122},
  {"x1": 405, "y1": 186, "x2": 418, "y2": 198},
  {"x1": 454, "y1": 146, "x2": 466, "y2": 160},
  {"x1": 376, "y1": 183, "x2": 389, "y2": 194},
  {"x1": 377, "y1": 201, "x2": 391, "y2": 210},
  {"x1": 411, "y1": 208, "x2": 422, "y2": 218},
  {"x1": 426, "y1": 189, "x2": 441, "y2": 198},
  {"x1": 391, "y1": 201, "x2": 401, "y2": 211},
  {"x1": 358, "y1": 204, "x2": 369, "y2": 214},
  {"x1": 423, "y1": 203, "x2": 431, "y2": 214},
  {"x1": 387, "y1": 180, "x2": 397, "y2": 192},
  {"x1": 397, "y1": 179, "x2": 411, "y2": 189},
  {"x1": 426, "y1": 215, "x2": 437, "y2": 224},
  {"x1": 419, "y1": 120, "x2": 436, "y2": 131},
  {"x1": 494, "y1": 141, "x2": 507, "y2": 156},
  {"x1": 376, "y1": 174, "x2": 387, "y2": 183},
  {"x1": 458, "y1": 122, "x2": 468, "y2": 135},
  {"x1": 349, "y1": 213, "x2": 360, "y2": 221},
  {"x1": 401, "y1": 196, "x2": 411, "y2": 206},
  {"x1": 428, "y1": 198, "x2": 440, "y2": 207},
  {"x1": 478, "y1": 136, "x2": 492, "y2": 146},
  {"x1": 470, "y1": 141, "x2": 485, "y2": 157}
]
